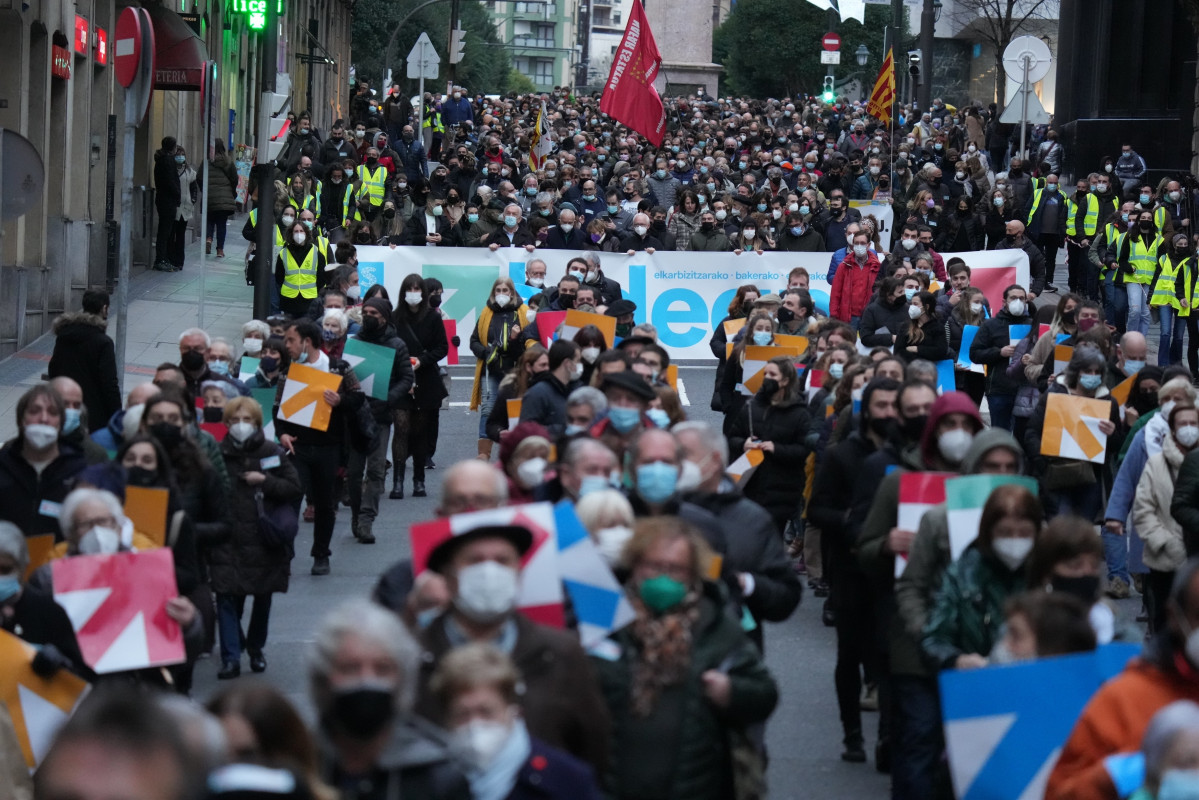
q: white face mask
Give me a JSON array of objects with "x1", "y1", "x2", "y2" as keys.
[
  {"x1": 293, "y1": 232, "x2": 307, "y2": 246},
  {"x1": 854, "y1": 244, "x2": 868, "y2": 257},
  {"x1": 228, "y1": 421, "x2": 257, "y2": 443},
  {"x1": 992, "y1": 537, "x2": 1033, "y2": 571},
  {"x1": 595, "y1": 525, "x2": 634, "y2": 567},
  {"x1": 573, "y1": 361, "x2": 584, "y2": 380},
  {"x1": 581, "y1": 346, "x2": 601, "y2": 363},
  {"x1": 526, "y1": 310, "x2": 537, "y2": 324},
  {"x1": 1176, "y1": 424, "x2": 1199, "y2": 449},
  {"x1": 346, "y1": 285, "x2": 361, "y2": 300},
  {"x1": 634, "y1": 225, "x2": 648, "y2": 237},
  {"x1": 676, "y1": 459, "x2": 704, "y2": 492},
  {"x1": 560, "y1": 223, "x2": 574, "y2": 232},
  {"x1": 405, "y1": 292, "x2": 423, "y2": 307},
  {"x1": 743, "y1": 229, "x2": 757, "y2": 241},
  {"x1": 1008, "y1": 299, "x2": 1026, "y2": 317},
  {"x1": 715, "y1": 210, "x2": 727, "y2": 221},
  {"x1": 78, "y1": 525, "x2": 121, "y2": 555},
  {"x1": 493, "y1": 294, "x2": 511, "y2": 308},
  {"x1": 122, "y1": 404, "x2": 145, "y2": 441},
  {"x1": 454, "y1": 561, "x2": 519, "y2": 623},
  {"x1": 243, "y1": 338, "x2": 263, "y2": 355},
  {"x1": 516, "y1": 457, "x2": 547, "y2": 489},
  {"x1": 1162, "y1": 400, "x2": 1179, "y2": 422},
  {"x1": 970, "y1": 302, "x2": 984, "y2": 314},
  {"x1": 453, "y1": 718, "x2": 513, "y2": 769},
  {"x1": 23, "y1": 423, "x2": 59, "y2": 450},
  {"x1": 901, "y1": 238, "x2": 917, "y2": 251},
  {"x1": 908, "y1": 304, "x2": 923, "y2": 320},
  {"x1": 527, "y1": 277, "x2": 544, "y2": 288},
  {"x1": 937, "y1": 429, "x2": 974, "y2": 464}
]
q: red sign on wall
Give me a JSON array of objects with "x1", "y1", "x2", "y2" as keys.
[
  {"x1": 74, "y1": 15, "x2": 89, "y2": 55},
  {"x1": 52, "y1": 45, "x2": 72, "y2": 79},
  {"x1": 95, "y1": 27, "x2": 108, "y2": 65}
]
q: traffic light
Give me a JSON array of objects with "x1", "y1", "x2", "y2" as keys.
[
  {"x1": 821, "y1": 75, "x2": 835, "y2": 104},
  {"x1": 449, "y1": 27, "x2": 466, "y2": 64},
  {"x1": 908, "y1": 50, "x2": 921, "y2": 79}
]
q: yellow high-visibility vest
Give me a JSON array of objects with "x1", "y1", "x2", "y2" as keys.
[
  {"x1": 280, "y1": 246, "x2": 318, "y2": 299},
  {"x1": 1066, "y1": 193, "x2": 1099, "y2": 237}
]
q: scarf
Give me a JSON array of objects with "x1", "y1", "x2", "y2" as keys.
[
  {"x1": 464, "y1": 720, "x2": 531, "y2": 800},
  {"x1": 470, "y1": 303, "x2": 529, "y2": 410},
  {"x1": 629, "y1": 588, "x2": 701, "y2": 717}
]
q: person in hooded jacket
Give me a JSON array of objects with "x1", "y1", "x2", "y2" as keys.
[
  {"x1": 347, "y1": 298, "x2": 414, "y2": 543},
  {"x1": 892, "y1": 429, "x2": 1026, "y2": 797},
  {"x1": 211, "y1": 397, "x2": 303, "y2": 680},
  {"x1": 470, "y1": 278, "x2": 531, "y2": 463},
  {"x1": 921, "y1": 484, "x2": 1043, "y2": 670},
  {"x1": 859, "y1": 276, "x2": 916, "y2": 350},
  {"x1": 48, "y1": 290, "x2": 121, "y2": 433},
  {"x1": 727, "y1": 356, "x2": 812, "y2": 534}
]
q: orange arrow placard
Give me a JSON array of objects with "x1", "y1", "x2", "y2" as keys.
[
  {"x1": 774, "y1": 333, "x2": 810, "y2": 355},
  {"x1": 24, "y1": 534, "x2": 56, "y2": 579},
  {"x1": 1042, "y1": 393, "x2": 1110, "y2": 464},
  {"x1": 740, "y1": 345, "x2": 804, "y2": 395},
  {"x1": 1053, "y1": 345, "x2": 1073, "y2": 377},
  {"x1": 506, "y1": 398, "x2": 522, "y2": 430},
  {"x1": 278, "y1": 363, "x2": 343, "y2": 432},
  {"x1": 0, "y1": 630, "x2": 90, "y2": 768},
  {"x1": 727, "y1": 449, "x2": 764, "y2": 484},
  {"x1": 561, "y1": 309, "x2": 617, "y2": 348},
  {"x1": 1110, "y1": 375, "x2": 1135, "y2": 407},
  {"x1": 124, "y1": 486, "x2": 169, "y2": 548},
  {"x1": 723, "y1": 317, "x2": 747, "y2": 337}
]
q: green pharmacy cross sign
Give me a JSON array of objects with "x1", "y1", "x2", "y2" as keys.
[{"x1": 230, "y1": 0, "x2": 283, "y2": 31}]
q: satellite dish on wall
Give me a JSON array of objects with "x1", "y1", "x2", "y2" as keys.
[
  {"x1": 1002, "y1": 36, "x2": 1052, "y2": 84},
  {"x1": 1, "y1": 128, "x2": 45, "y2": 221}
]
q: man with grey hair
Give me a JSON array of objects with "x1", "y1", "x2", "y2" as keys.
[
  {"x1": 620, "y1": 212, "x2": 662, "y2": 254},
  {"x1": 547, "y1": 436, "x2": 619, "y2": 503},
  {"x1": 673, "y1": 421, "x2": 801, "y2": 650},
  {"x1": 177, "y1": 326, "x2": 224, "y2": 397},
  {"x1": 482, "y1": 203, "x2": 536, "y2": 251},
  {"x1": 309, "y1": 600, "x2": 469, "y2": 797},
  {"x1": 544, "y1": 206, "x2": 585, "y2": 249},
  {"x1": 565, "y1": 386, "x2": 608, "y2": 433},
  {"x1": 580, "y1": 251, "x2": 623, "y2": 306}
]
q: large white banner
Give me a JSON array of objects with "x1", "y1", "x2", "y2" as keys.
[{"x1": 356, "y1": 245, "x2": 1029, "y2": 361}]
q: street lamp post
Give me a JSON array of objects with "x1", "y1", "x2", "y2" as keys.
[{"x1": 855, "y1": 44, "x2": 869, "y2": 67}]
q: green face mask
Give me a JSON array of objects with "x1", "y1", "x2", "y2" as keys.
[
  {"x1": 616, "y1": 322, "x2": 633, "y2": 338},
  {"x1": 639, "y1": 574, "x2": 687, "y2": 613}
]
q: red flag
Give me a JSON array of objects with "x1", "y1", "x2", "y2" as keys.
[
  {"x1": 867, "y1": 48, "x2": 896, "y2": 125},
  {"x1": 599, "y1": 0, "x2": 666, "y2": 146}
]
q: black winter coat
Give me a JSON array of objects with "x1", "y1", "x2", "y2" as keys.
[
  {"x1": 392, "y1": 308, "x2": 449, "y2": 410},
  {"x1": 894, "y1": 316, "x2": 950, "y2": 363},
  {"x1": 469, "y1": 303, "x2": 526, "y2": 378},
  {"x1": 727, "y1": 395, "x2": 811, "y2": 524},
  {"x1": 0, "y1": 441, "x2": 87, "y2": 540},
  {"x1": 169, "y1": 451, "x2": 231, "y2": 550},
  {"x1": 154, "y1": 149, "x2": 181, "y2": 211},
  {"x1": 210, "y1": 434, "x2": 302, "y2": 595},
  {"x1": 48, "y1": 312, "x2": 122, "y2": 433},
  {"x1": 969, "y1": 309, "x2": 1034, "y2": 396},
  {"x1": 858, "y1": 297, "x2": 910, "y2": 348},
  {"x1": 519, "y1": 372, "x2": 575, "y2": 439}
]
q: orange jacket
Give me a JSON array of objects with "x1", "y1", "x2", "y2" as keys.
[{"x1": 1047, "y1": 655, "x2": 1199, "y2": 800}]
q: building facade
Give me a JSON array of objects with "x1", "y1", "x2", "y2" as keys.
[
  {"x1": 485, "y1": 0, "x2": 579, "y2": 90},
  {"x1": 0, "y1": 0, "x2": 350, "y2": 361}
]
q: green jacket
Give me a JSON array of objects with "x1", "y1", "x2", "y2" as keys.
[
  {"x1": 590, "y1": 584, "x2": 778, "y2": 800},
  {"x1": 921, "y1": 545, "x2": 1027, "y2": 670},
  {"x1": 893, "y1": 504, "x2": 952, "y2": 677}
]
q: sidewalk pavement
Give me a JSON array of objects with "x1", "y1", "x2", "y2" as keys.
[{"x1": 0, "y1": 218, "x2": 255, "y2": 441}]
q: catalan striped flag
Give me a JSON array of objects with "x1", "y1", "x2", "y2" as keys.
[
  {"x1": 867, "y1": 47, "x2": 895, "y2": 125},
  {"x1": 527, "y1": 98, "x2": 553, "y2": 172}
]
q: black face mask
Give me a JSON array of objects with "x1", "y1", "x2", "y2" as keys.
[
  {"x1": 125, "y1": 466, "x2": 159, "y2": 488},
  {"x1": 1140, "y1": 220, "x2": 1154, "y2": 232},
  {"x1": 149, "y1": 422, "x2": 184, "y2": 449},
  {"x1": 701, "y1": 221, "x2": 714, "y2": 232},
  {"x1": 868, "y1": 416, "x2": 893, "y2": 440},
  {"x1": 1050, "y1": 574, "x2": 1101, "y2": 604},
  {"x1": 776, "y1": 307, "x2": 795, "y2": 325},
  {"x1": 260, "y1": 356, "x2": 280, "y2": 373},
  {"x1": 324, "y1": 684, "x2": 396, "y2": 740},
  {"x1": 1131, "y1": 391, "x2": 1159, "y2": 416},
  {"x1": 361, "y1": 315, "x2": 384, "y2": 336},
  {"x1": 901, "y1": 414, "x2": 928, "y2": 442},
  {"x1": 559, "y1": 293, "x2": 576, "y2": 308},
  {"x1": 367, "y1": 157, "x2": 378, "y2": 166},
  {"x1": 202, "y1": 406, "x2": 224, "y2": 424},
  {"x1": 429, "y1": 293, "x2": 443, "y2": 309},
  {"x1": 757, "y1": 378, "x2": 779, "y2": 398},
  {"x1": 1061, "y1": 309, "x2": 1077, "y2": 325},
  {"x1": 383, "y1": 208, "x2": 396, "y2": 219},
  {"x1": 180, "y1": 350, "x2": 205, "y2": 372}
]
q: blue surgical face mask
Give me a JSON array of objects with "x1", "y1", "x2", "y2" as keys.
[
  {"x1": 757, "y1": 203, "x2": 768, "y2": 212},
  {"x1": 607, "y1": 204, "x2": 620, "y2": 214},
  {"x1": 1158, "y1": 769, "x2": 1199, "y2": 800},
  {"x1": 636, "y1": 462, "x2": 679, "y2": 504},
  {"x1": 1079, "y1": 373, "x2": 1103, "y2": 390},
  {"x1": 607, "y1": 405, "x2": 642, "y2": 433},
  {"x1": 1124, "y1": 359, "x2": 1145, "y2": 375},
  {"x1": 0, "y1": 575, "x2": 20, "y2": 603},
  {"x1": 790, "y1": 226, "x2": 804, "y2": 237},
  {"x1": 62, "y1": 407, "x2": 82, "y2": 435},
  {"x1": 209, "y1": 360, "x2": 231, "y2": 376},
  {"x1": 415, "y1": 607, "x2": 441, "y2": 629},
  {"x1": 565, "y1": 423, "x2": 586, "y2": 437},
  {"x1": 656, "y1": 169, "x2": 667, "y2": 179},
  {"x1": 468, "y1": 213, "x2": 480, "y2": 223},
  {"x1": 647, "y1": 408, "x2": 671, "y2": 429},
  {"x1": 752, "y1": 330, "x2": 773, "y2": 346},
  {"x1": 504, "y1": 215, "x2": 518, "y2": 227},
  {"x1": 579, "y1": 474, "x2": 613, "y2": 496},
  {"x1": 739, "y1": 161, "x2": 748, "y2": 170},
  {"x1": 1140, "y1": 194, "x2": 1151, "y2": 204},
  {"x1": 799, "y1": 205, "x2": 810, "y2": 215},
  {"x1": 905, "y1": 287, "x2": 918, "y2": 300},
  {"x1": 829, "y1": 362, "x2": 845, "y2": 380}
]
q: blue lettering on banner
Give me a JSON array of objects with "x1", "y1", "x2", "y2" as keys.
[
  {"x1": 653, "y1": 288, "x2": 710, "y2": 349},
  {"x1": 358, "y1": 262, "x2": 383, "y2": 294}
]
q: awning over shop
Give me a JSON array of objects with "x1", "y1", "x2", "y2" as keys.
[{"x1": 145, "y1": 3, "x2": 208, "y2": 90}]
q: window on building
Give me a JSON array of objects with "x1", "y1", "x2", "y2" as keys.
[{"x1": 533, "y1": 58, "x2": 554, "y2": 85}]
